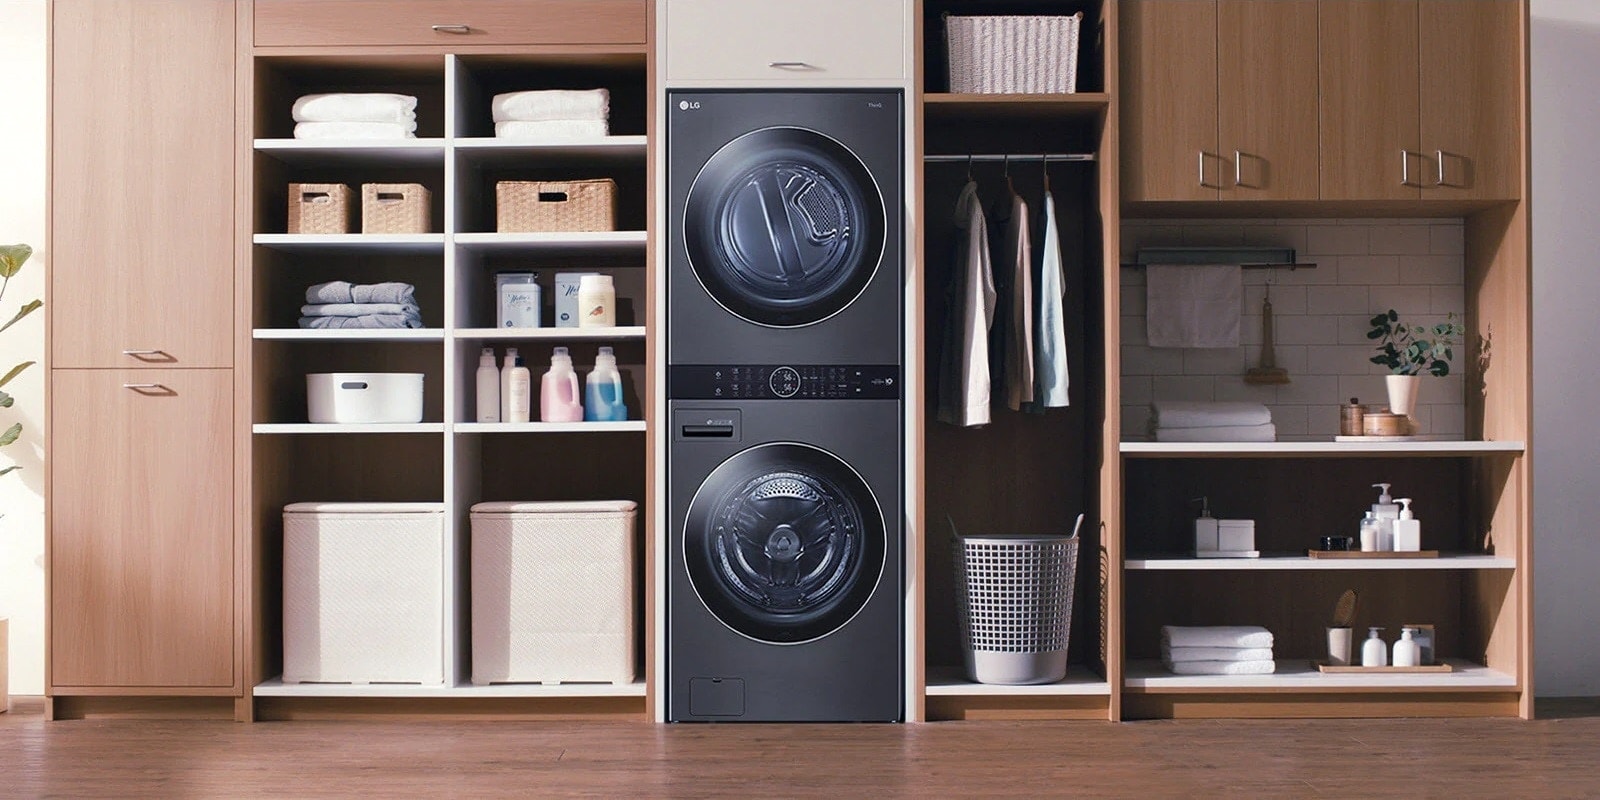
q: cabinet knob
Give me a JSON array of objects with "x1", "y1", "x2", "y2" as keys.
[{"x1": 431, "y1": 24, "x2": 472, "y2": 34}]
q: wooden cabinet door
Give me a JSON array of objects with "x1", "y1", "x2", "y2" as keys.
[
  {"x1": 1420, "y1": 0, "x2": 1523, "y2": 200},
  {"x1": 50, "y1": 0, "x2": 235, "y2": 369},
  {"x1": 1217, "y1": 0, "x2": 1319, "y2": 200},
  {"x1": 1319, "y1": 0, "x2": 1421, "y2": 200},
  {"x1": 1120, "y1": 0, "x2": 1220, "y2": 202},
  {"x1": 50, "y1": 370, "x2": 234, "y2": 688}
]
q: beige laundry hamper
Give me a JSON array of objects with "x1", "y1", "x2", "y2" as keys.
[{"x1": 470, "y1": 500, "x2": 637, "y2": 685}]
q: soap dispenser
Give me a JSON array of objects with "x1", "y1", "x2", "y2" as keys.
[
  {"x1": 1371, "y1": 483, "x2": 1400, "y2": 551},
  {"x1": 476, "y1": 347, "x2": 500, "y2": 423},
  {"x1": 1362, "y1": 627, "x2": 1388, "y2": 667},
  {"x1": 499, "y1": 346, "x2": 520, "y2": 423},
  {"x1": 584, "y1": 346, "x2": 628, "y2": 422},
  {"x1": 1393, "y1": 627, "x2": 1422, "y2": 667},
  {"x1": 540, "y1": 346, "x2": 583, "y2": 423},
  {"x1": 1193, "y1": 496, "x2": 1219, "y2": 554},
  {"x1": 1392, "y1": 498, "x2": 1422, "y2": 552}
]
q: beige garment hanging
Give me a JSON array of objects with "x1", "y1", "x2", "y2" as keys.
[
  {"x1": 936, "y1": 180, "x2": 997, "y2": 427},
  {"x1": 1003, "y1": 174, "x2": 1034, "y2": 410}
]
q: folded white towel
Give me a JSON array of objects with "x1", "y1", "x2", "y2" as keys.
[
  {"x1": 494, "y1": 120, "x2": 609, "y2": 140},
  {"x1": 294, "y1": 121, "x2": 417, "y2": 140},
  {"x1": 293, "y1": 93, "x2": 418, "y2": 123},
  {"x1": 1151, "y1": 400, "x2": 1272, "y2": 429},
  {"x1": 305, "y1": 281, "x2": 416, "y2": 306},
  {"x1": 300, "y1": 302, "x2": 420, "y2": 318},
  {"x1": 1161, "y1": 625, "x2": 1274, "y2": 649},
  {"x1": 1161, "y1": 646, "x2": 1276, "y2": 663},
  {"x1": 1147, "y1": 264, "x2": 1242, "y2": 348},
  {"x1": 1163, "y1": 659, "x2": 1277, "y2": 676},
  {"x1": 1154, "y1": 423, "x2": 1277, "y2": 443},
  {"x1": 491, "y1": 89, "x2": 610, "y2": 123}
]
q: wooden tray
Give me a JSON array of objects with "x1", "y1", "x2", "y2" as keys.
[
  {"x1": 1307, "y1": 550, "x2": 1439, "y2": 559},
  {"x1": 1314, "y1": 661, "x2": 1453, "y2": 674}
]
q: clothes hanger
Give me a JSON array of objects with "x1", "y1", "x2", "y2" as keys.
[
  {"x1": 966, "y1": 153, "x2": 974, "y2": 182},
  {"x1": 1004, "y1": 153, "x2": 1015, "y2": 196},
  {"x1": 1042, "y1": 152, "x2": 1051, "y2": 193}
]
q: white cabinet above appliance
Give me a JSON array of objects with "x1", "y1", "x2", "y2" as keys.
[{"x1": 661, "y1": 0, "x2": 911, "y2": 85}]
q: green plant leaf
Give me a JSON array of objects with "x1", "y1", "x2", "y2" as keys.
[
  {"x1": 0, "y1": 465, "x2": 18, "y2": 478},
  {"x1": 0, "y1": 299, "x2": 41, "y2": 334},
  {"x1": 0, "y1": 244, "x2": 32, "y2": 279},
  {"x1": 0, "y1": 390, "x2": 11, "y2": 408},
  {"x1": 0, "y1": 422, "x2": 21, "y2": 447},
  {"x1": 0, "y1": 361, "x2": 34, "y2": 388},
  {"x1": 1431, "y1": 361, "x2": 1450, "y2": 377},
  {"x1": 1388, "y1": 309, "x2": 1399, "y2": 322}
]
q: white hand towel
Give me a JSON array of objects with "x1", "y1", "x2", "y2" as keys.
[
  {"x1": 491, "y1": 89, "x2": 610, "y2": 122},
  {"x1": 936, "y1": 181, "x2": 997, "y2": 428},
  {"x1": 293, "y1": 93, "x2": 418, "y2": 123},
  {"x1": 1153, "y1": 424, "x2": 1277, "y2": 443},
  {"x1": 1161, "y1": 625, "x2": 1274, "y2": 649},
  {"x1": 494, "y1": 120, "x2": 610, "y2": 140},
  {"x1": 1160, "y1": 646, "x2": 1276, "y2": 663},
  {"x1": 1163, "y1": 659, "x2": 1277, "y2": 676},
  {"x1": 294, "y1": 121, "x2": 417, "y2": 140},
  {"x1": 1152, "y1": 400, "x2": 1272, "y2": 429},
  {"x1": 1146, "y1": 264, "x2": 1242, "y2": 348}
]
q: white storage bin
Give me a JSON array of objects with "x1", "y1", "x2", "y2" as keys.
[
  {"x1": 470, "y1": 500, "x2": 637, "y2": 685},
  {"x1": 283, "y1": 502, "x2": 445, "y2": 684},
  {"x1": 306, "y1": 372, "x2": 424, "y2": 424},
  {"x1": 946, "y1": 13, "x2": 1082, "y2": 94}
]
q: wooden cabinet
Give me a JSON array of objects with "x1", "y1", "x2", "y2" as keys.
[
  {"x1": 50, "y1": 370, "x2": 235, "y2": 689},
  {"x1": 1121, "y1": 0, "x2": 1317, "y2": 202},
  {"x1": 49, "y1": 0, "x2": 235, "y2": 369},
  {"x1": 1420, "y1": 0, "x2": 1523, "y2": 201},
  {"x1": 662, "y1": 0, "x2": 908, "y2": 83},
  {"x1": 1318, "y1": 0, "x2": 1421, "y2": 201},
  {"x1": 253, "y1": 0, "x2": 647, "y2": 48}
]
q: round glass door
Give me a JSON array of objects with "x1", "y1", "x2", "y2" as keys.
[
  {"x1": 683, "y1": 127, "x2": 885, "y2": 328},
  {"x1": 683, "y1": 443, "x2": 885, "y2": 644}
]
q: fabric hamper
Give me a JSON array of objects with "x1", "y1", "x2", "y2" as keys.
[
  {"x1": 953, "y1": 521, "x2": 1081, "y2": 685},
  {"x1": 470, "y1": 500, "x2": 637, "y2": 685},
  {"x1": 361, "y1": 183, "x2": 431, "y2": 234},
  {"x1": 495, "y1": 178, "x2": 617, "y2": 233},
  {"x1": 287, "y1": 183, "x2": 353, "y2": 234},
  {"x1": 282, "y1": 502, "x2": 445, "y2": 684},
  {"x1": 946, "y1": 13, "x2": 1082, "y2": 94}
]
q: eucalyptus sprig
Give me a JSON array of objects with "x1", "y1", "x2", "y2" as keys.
[
  {"x1": 0, "y1": 243, "x2": 42, "y2": 478},
  {"x1": 1368, "y1": 309, "x2": 1463, "y2": 377}
]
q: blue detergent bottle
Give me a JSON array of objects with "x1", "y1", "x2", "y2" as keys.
[{"x1": 584, "y1": 346, "x2": 628, "y2": 422}]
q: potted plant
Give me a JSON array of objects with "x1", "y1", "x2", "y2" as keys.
[
  {"x1": 0, "y1": 243, "x2": 39, "y2": 713},
  {"x1": 1368, "y1": 309, "x2": 1463, "y2": 419}
]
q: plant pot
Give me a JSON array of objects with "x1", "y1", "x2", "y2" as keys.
[{"x1": 1386, "y1": 374, "x2": 1422, "y2": 418}]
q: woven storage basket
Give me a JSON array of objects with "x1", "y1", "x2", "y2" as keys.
[
  {"x1": 362, "y1": 183, "x2": 431, "y2": 234},
  {"x1": 496, "y1": 178, "x2": 617, "y2": 233},
  {"x1": 287, "y1": 183, "x2": 352, "y2": 234},
  {"x1": 946, "y1": 12, "x2": 1082, "y2": 94}
]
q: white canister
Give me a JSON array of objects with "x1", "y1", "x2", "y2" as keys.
[
  {"x1": 555, "y1": 272, "x2": 598, "y2": 328},
  {"x1": 496, "y1": 272, "x2": 541, "y2": 328},
  {"x1": 577, "y1": 274, "x2": 616, "y2": 328}
]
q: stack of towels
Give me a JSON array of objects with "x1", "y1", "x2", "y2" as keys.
[
  {"x1": 299, "y1": 281, "x2": 421, "y2": 329},
  {"x1": 1150, "y1": 400, "x2": 1276, "y2": 442},
  {"x1": 1161, "y1": 625, "x2": 1276, "y2": 676},
  {"x1": 492, "y1": 89, "x2": 609, "y2": 140},
  {"x1": 292, "y1": 93, "x2": 418, "y2": 140}
]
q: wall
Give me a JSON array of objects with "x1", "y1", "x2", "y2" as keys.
[
  {"x1": 1531, "y1": 0, "x2": 1600, "y2": 697},
  {"x1": 0, "y1": 0, "x2": 47, "y2": 697},
  {"x1": 1120, "y1": 219, "x2": 1466, "y2": 441}
]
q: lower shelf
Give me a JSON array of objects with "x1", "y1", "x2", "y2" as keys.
[
  {"x1": 925, "y1": 667, "x2": 1112, "y2": 696},
  {"x1": 1123, "y1": 658, "x2": 1514, "y2": 693},
  {"x1": 253, "y1": 677, "x2": 645, "y2": 698}
]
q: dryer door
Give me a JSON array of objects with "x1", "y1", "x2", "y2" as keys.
[
  {"x1": 683, "y1": 442, "x2": 885, "y2": 644},
  {"x1": 684, "y1": 126, "x2": 886, "y2": 328}
]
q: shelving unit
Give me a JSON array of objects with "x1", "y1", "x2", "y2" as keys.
[
  {"x1": 253, "y1": 677, "x2": 647, "y2": 698},
  {"x1": 455, "y1": 326, "x2": 646, "y2": 341},
  {"x1": 1122, "y1": 441, "x2": 1526, "y2": 458},
  {"x1": 253, "y1": 423, "x2": 446, "y2": 435},
  {"x1": 1122, "y1": 659, "x2": 1515, "y2": 692},
  {"x1": 252, "y1": 329, "x2": 445, "y2": 342},
  {"x1": 1126, "y1": 555, "x2": 1517, "y2": 571}
]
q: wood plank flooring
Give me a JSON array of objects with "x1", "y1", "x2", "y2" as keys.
[{"x1": 3, "y1": 697, "x2": 1598, "y2": 797}]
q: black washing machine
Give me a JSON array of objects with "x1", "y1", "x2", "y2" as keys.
[
  {"x1": 666, "y1": 365, "x2": 903, "y2": 722},
  {"x1": 667, "y1": 90, "x2": 904, "y2": 365}
]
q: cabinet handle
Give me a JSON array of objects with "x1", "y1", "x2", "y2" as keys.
[
  {"x1": 1198, "y1": 151, "x2": 1225, "y2": 189},
  {"x1": 1400, "y1": 149, "x2": 1424, "y2": 187},
  {"x1": 768, "y1": 61, "x2": 818, "y2": 70},
  {"x1": 122, "y1": 383, "x2": 166, "y2": 390},
  {"x1": 122, "y1": 349, "x2": 163, "y2": 356},
  {"x1": 1435, "y1": 150, "x2": 1467, "y2": 188},
  {"x1": 431, "y1": 24, "x2": 472, "y2": 34}
]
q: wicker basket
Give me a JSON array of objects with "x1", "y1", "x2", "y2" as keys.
[
  {"x1": 287, "y1": 183, "x2": 352, "y2": 235},
  {"x1": 946, "y1": 13, "x2": 1082, "y2": 94},
  {"x1": 496, "y1": 179, "x2": 616, "y2": 233},
  {"x1": 362, "y1": 183, "x2": 431, "y2": 234}
]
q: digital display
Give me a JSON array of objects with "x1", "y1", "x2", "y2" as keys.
[{"x1": 669, "y1": 365, "x2": 900, "y2": 400}]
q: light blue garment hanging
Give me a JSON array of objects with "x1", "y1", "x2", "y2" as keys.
[{"x1": 1034, "y1": 189, "x2": 1070, "y2": 407}]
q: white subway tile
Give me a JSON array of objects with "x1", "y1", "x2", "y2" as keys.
[
  {"x1": 1399, "y1": 254, "x2": 1463, "y2": 285},
  {"x1": 1214, "y1": 379, "x2": 1281, "y2": 404},
  {"x1": 1371, "y1": 286, "x2": 1432, "y2": 316},
  {"x1": 1152, "y1": 375, "x2": 1217, "y2": 403},
  {"x1": 1307, "y1": 406, "x2": 1342, "y2": 437},
  {"x1": 1307, "y1": 226, "x2": 1370, "y2": 255},
  {"x1": 1274, "y1": 314, "x2": 1339, "y2": 345},
  {"x1": 1338, "y1": 314, "x2": 1379, "y2": 345},
  {"x1": 1242, "y1": 225, "x2": 1308, "y2": 253},
  {"x1": 1122, "y1": 268, "x2": 1147, "y2": 287},
  {"x1": 1337, "y1": 255, "x2": 1400, "y2": 285},
  {"x1": 1121, "y1": 376, "x2": 1154, "y2": 404},
  {"x1": 1122, "y1": 225, "x2": 1185, "y2": 258},
  {"x1": 1430, "y1": 224, "x2": 1465, "y2": 255},
  {"x1": 1183, "y1": 347, "x2": 1249, "y2": 375},
  {"x1": 1305, "y1": 345, "x2": 1378, "y2": 376},
  {"x1": 1370, "y1": 225, "x2": 1434, "y2": 255},
  {"x1": 1183, "y1": 227, "x2": 1248, "y2": 247},
  {"x1": 1306, "y1": 285, "x2": 1371, "y2": 315},
  {"x1": 1246, "y1": 285, "x2": 1308, "y2": 315},
  {"x1": 1121, "y1": 285, "x2": 1147, "y2": 315},
  {"x1": 1269, "y1": 404, "x2": 1310, "y2": 435},
  {"x1": 1338, "y1": 375, "x2": 1389, "y2": 407},
  {"x1": 1276, "y1": 374, "x2": 1340, "y2": 404},
  {"x1": 1240, "y1": 315, "x2": 1264, "y2": 346},
  {"x1": 1294, "y1": 218, "x2": 1344, "y2": 226},
  {"x1": 1408, "y1": 404, "x2": 1434, "y2": 435},
  {"x1": 1431, "y1": 403, "x2": 1466, "y2": 435},
  {"x1": 1122, "y1": 316, "x2": 1149, "y2": 346},
  {"x1": 1122, "y1": 405, "x2": 1153, "y2": 438},
  {"x1": 1430, "y1": 286, "x2": 1466, "y2": 316},
  {"x1": 1122, "y1": 345, "x2": 1185, "y2": 376}
]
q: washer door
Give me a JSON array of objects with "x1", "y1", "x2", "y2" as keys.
[
  {"x1": 684, "y1": 442, "x2": 885, "y2": 644},
  {"x1": 684, "y1": 127, "x2": 885, "y2": 328}
]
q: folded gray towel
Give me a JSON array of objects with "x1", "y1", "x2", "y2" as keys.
[
  {"x1": 298, "y1": 314, "x2": 423, "y2": 330},
  {"x1": 300, "y1": 302, "x2": 420, "y2": 318},
  {"x1": 305, "y1": 281, "x2": 417, "y2": 306}
]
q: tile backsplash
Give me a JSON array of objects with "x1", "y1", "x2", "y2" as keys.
[{"x1": 1120, "y1": 218, "x2": 1466, "y2": 441}]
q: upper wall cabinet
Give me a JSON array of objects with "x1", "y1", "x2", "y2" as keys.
[
  {"x1": 254, "y1": 0, "x2": 647, "y2": 48},
  {"x1": 1320, "y1": 0, "x2": 1521, "y2": 201},
  {"x1": 1121, "y1": 0, "x2": 1318, "y2": 202},
  {"x1": 662, "y1": 0, "x2": 908, "y2": 84},
  {"x1": 50, "y1": 0, "x2": 235, "y2": 369}
]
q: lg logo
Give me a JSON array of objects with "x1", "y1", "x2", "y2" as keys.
[{"x1": 678, "y1": 100, "x2": 701, "y2": 111}]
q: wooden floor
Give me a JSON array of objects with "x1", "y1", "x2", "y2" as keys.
[{"x1": 3, "y1": 698, "x2": 1599, "y2": 797}]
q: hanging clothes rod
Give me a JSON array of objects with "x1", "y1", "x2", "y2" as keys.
[{"x1": 924, "y1": 153, "x2": 1098, "y2": 163}]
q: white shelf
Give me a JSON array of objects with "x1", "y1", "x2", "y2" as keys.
[
  {"x1": 1123, "y1": 659, "x2": 1515, "y2": 691},
  {"x1": 253, "y1": 676, "x2": 645, "y2": 698},
  {"x1": 453, "y1": 326, "x2": 646, "y2": 340},
  {"x1": 455, "y1": 421, "x2": 645, "y2": 434},
  {"x1": 452, "y1": 136, "x2": 647, "y2": 165},
  {"x1": 1121, "y1": 440, "x2": 1526, "y2": 458},
  {"x1": 254, "y1": 138, "x2": 447, "y2": 166},
  {"x1": 253, "y1": 328, "x2": 444, "y2": 342},
  {"x1": 253, "y1": 423, "x2": 445, "y2": 434},
  {"x1": 253, "y1": 233, "x2": 445, "y2": 254},
  {"x1": 1126, "y1": 554, "x2": 1516, "y2": 571},
  {"x1": 924, "y1": 667, "x2": 1111, "y2": 696},
  {"x1": 453, "y1": 230, "x2": 647, "y2": 255}
]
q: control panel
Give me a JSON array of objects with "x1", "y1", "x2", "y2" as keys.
[{"x1": 669, "y1": 365, "x2": 900, "y2": 400}]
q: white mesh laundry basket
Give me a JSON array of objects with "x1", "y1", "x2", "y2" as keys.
[
  {"x1": 946, "y1": 13, "x2": 1082, "y2": 94},
  {"x1": 469, "y1": 500, "x2": 637, "y2": 685},
  {"x1": 282, "y1": 502, "x2": 445, "y2": 685},
  {"x1": 953, "y1": 518, "x2": 1082, "y2": 685}
]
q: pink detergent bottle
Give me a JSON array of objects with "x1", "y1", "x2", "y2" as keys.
[{"x1": 540, "y1": 346, "x2": 584, "y2": 422}]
